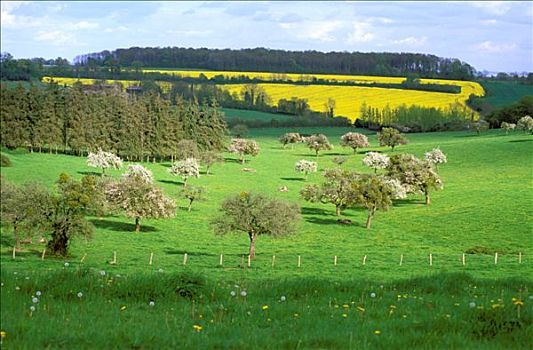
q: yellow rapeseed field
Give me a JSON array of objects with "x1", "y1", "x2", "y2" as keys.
[{"x1": 143, "y1": 69, "x2": 484, "y2": 120}]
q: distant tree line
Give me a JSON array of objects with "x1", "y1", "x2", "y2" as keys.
[
  {"x1": 356, "y1": 103, "x2": 473, "y2": 132},
  {"x1": 0, "y1": 83, "x2": 227, "y2": 161},
  {"x1": 485, "y1": 96, "x2": 533, "y2": 128},
  {"x1": 73, "y1": 47, "x2": 476, "y2": 80}
]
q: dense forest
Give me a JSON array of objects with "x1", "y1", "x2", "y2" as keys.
[
  {"x1": 0, "y1": 83, "x2": 227, "y2": 161},
  {"x1": 73, "y1": 47, "x2": 476, "y2": 80}
]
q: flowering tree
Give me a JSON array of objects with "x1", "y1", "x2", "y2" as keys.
[
  {"x1": 377, "y1": 127, "x2": 408, "y2": 151},
  {"x1": 106, "y1": 165, "x2": 176, "y2": 232},
  {"x1": 500, "y1": 121, "x2": 516, "y2": 134},
  {"x1": 295, "y1": 160, "x2": 317, "y2": 180},
  {"x1": 306, "y1": 134, "x2": 333, "y2": 157},
  {"x1": 123, "y1": 164, "x2": 154, "y2": 183},
  {"x1": 362, "y1": 152, "x2": 390, "y2": 173},
  {"x1": 87, "y1": 149, "x2": 123, "y2": 175},
  {"x1": 279, "y1": 133, "x2": 302, "y2": 149},
  {"x1": 517, "y1": 115, "x2": 533, "y2": 133},
  {"x1": 386, "y1": 154, "x2": 443, "y2": 205},
  {"x1": 169, "y1": 158, "x2": 200, "y2": 187},
  {"x1": 212, "y1": 192, "x2": 300, "y2": 259},
  {"x1": 340, "y1": 132, "x2": 370, "y2": 154},
  {"x1": 470, "y1": 119, "x2": 489, "y2": 135},
  {"x1": 424, "y1": 148, "x2": 447, "y2": 171},
  {"x1": 228, "y1": 138, "x2": 260, "y2": 164}
]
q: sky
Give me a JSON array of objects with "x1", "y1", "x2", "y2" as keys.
[{"x1": 1, "y1": 1, "x2": 532, "y2": 73}]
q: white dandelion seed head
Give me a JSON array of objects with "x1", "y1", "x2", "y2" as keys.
[
  {"x1": 240, "y1": 290, "x2": 247, "y2": 297},
  {"x1": 32, "y1": 297, "x2": 39, "y2": 304},
  {"x1": 469, "y1": 302, "x2": 476, "y2": 308},
  {"x1": 99, "y1": 270, "x2": 106, "y2": 276},
  {"x1": 30, "y1": 306, "x2": 36, "y2": 312},
  {"x1": 158, "y1": 268, "x2": 164, "y2": 273},
  {"x1": 15, "y1": 286, "x2": 20, "y2": 291},
  {"x1": 77, "y1": 292, "x2": 83, "y2": 298},
  {"x1": 370, "y1": 292, "x2": 376, "y2": 298},
  {"x1": 230, "y1": 291, "x2": 236, "y2": 297},
  {"x1": 149, "y1": 301, "x2": 155, "y2": 307},
  {"x1": 35, "y1": 291, "x2": 42, "y2": 296},
  {"x1": 280, "y1": 296, "x2": 286, "y2": 302},
  {"x1": 64, "y1": 262, "x2": 70, "y2": 267}
]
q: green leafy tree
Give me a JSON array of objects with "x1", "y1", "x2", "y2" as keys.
[
  {"x1": 175, "y1": 139, "x2": 200, "y2": 161},
  {"x1": 182, "y1": 185, "x2": 205, "y2": 212},
  {"x1": 378, "y1": 127, "x2": 408, "y2": 151},
  {"x1": 231, "y1": 124, "x2": 249, "y2": 138},
  {"x1": 300, "y1": 169, "x2": 359, "y2": 216},
  {"x1": 341, "y1": 132, "x2": 370, "y2": 154},
  {"x1": 212, "y1": 192, "x2": 300, "y2": 259}
]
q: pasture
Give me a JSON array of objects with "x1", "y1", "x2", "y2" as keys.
[{"x1": 1, "y1": 127, "x2": 531, "y2": 348}]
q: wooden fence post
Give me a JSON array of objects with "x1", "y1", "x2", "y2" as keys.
[
  {"x1": 183, "y1": 253, "x2": 188, "y2": 265},
  {"x1": 12, "y1": 246, "x2": 16, "y2": 260},
  {"x1": 247, "y1": 255, "x2": 251, "y2": 268},
  {"x1": 297, "y1": 255, "x2": 301, "y2": 268},
  {"x1": 149, "y1": 252, "x2": 153, "y2": 265},
  {"x1": 271, "y1": 255, "x2": 276, "y2": 268},
  {"x1": 494, "y1": 252, "x2": 498, "y2": 265},
  {"x1": 362, "y1": 255, "x2": 367, "y2": 266},
  {"x1": 219, "y1": 254, "x2": 224, "y2": 266},
  {"x1": 334, "y1": 255, "x2": 337, "y2": 266},
  {"x1": 80, "y1": 253, "x2": 87, "y2": 263},
  {"x1": 519, "y1": 252, "x2": 522, "y2": 264},
  {"x1": 399, "y1": 254, "x2": 403, "y2": 266},
  {"x1": 429, "y1": 253, "x2": 433, "y2": 266},
  {"x1": 462, "y1": 253, "x2": 466, "y2": 266},
  {"x1": 41, "y1": 248, "x2": 46, "y2": 261}
]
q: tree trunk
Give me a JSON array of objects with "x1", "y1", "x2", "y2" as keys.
[
  {"x1": 241, "y1": 156, "x2": 245, "y2": 164},
  {"x1": 188, "y1": 199, "x2": 193, "y2": 212},
  {"x1": 135, "y1": 217, "x2": 141, "y2": 232},
  {"x1": 366, "y1": 207, "x2": 376, "y2": 229},
  {"x1": 248, "y1": 233, "x2": 256, "y2": 259},
  {"x1": 48, "y1": 223, "x2": 69, "y2": 256},
  {"x1": 425, "y1": 191, "x2": 430, "y2": 205},
  {"x1": 353, "y1": 147, "x2": 357, "y2": 154},
  {"x1": 183, "y1": 177, "x2": 188, "y2": 187},
  {"x1": 206, "y1": 167, "x2": 211, "y2": 175},
  {"x1": 335, "y1": 205, "x2": 341, "y2": 216},
  {"x1": 315, "y1": 150, "x2": 319, "y2": 157},
  {"x1": 13, "y1": 223, "x2": 20, "y2": 250}
]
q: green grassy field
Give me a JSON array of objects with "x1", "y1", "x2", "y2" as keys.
[
  {"x1": 479, "y1": 81, "x2": 532, "y2": 108},
  {"x1": 1, "y1": 127, "x2": 532, "y2": 348}
]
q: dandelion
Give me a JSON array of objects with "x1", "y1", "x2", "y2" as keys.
[
  {"x1": 370, "y1": 292, "x2": 376, "y2": 298},
  {"x1": 64, "y1": 262, "x2": 69, "y2": 267},
  {"x1": 374, "y1": 330, "x2": 381, "y2": 335},
  {"x1": 29, "y1": 306, "x2": 36, "y2": 312},
  {"x1": 158, "y1": 268, "x2": 164, "y2": 273},
  {"x1": 343, "y1": 304, "x2": 350, "y2": 308},
  {"x1": 15, "y1": 286, "x2": 20, "y2": 291},
  {"x1": 120, "y1": 305, "x2": 127, "y2": 311},
  {"x1": 230, "y1": 291, "x2": 236, "y2": 297},
  {"x1": 0, "y1": 331, "x2": 5, "y2": 338},
  {"x1": 280, "y1": 296, "x2": 286, "y2": 302},
  {"x1": 513, "y1": 299, "x2": 524, "y2": 306},
  {"x1": 32, "y1": 297, "x2": 39, "y2": 304},
  {"x1": 294, "y1": 313, "x2": 299, "y2": 317},
  {"x1": 77, "y1": 292, "x2": 83, "y2": 298},
  {"x1": 491, "y1": 304, "x2": 502, "y2": 309},
  {"x1": 342, "y1": 313, "x2": 348, "y2": 318},
  {"x1": 149, "y1": 301, "x2": 155, "y2": 307},
  {"x1": 35, "y1": 291, "x2": 42, "y2": 297},
  {"x1": 262, "y1": 305, "x2": 269, "y2": 310},
  {"x1": 193, "y1": 324, "x2": 203, "y2": 332},
  {"x1": 240, "y1": 290, "x2": 247, "y2": 297},
  {"x1": 99, "y1": 270, "x2": 106, "y2": 277}
]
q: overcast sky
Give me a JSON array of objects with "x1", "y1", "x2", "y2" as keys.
[{"x1": 1, "y1": 1, "x2": 532, "y2": 72}]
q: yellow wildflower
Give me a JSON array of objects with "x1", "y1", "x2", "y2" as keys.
[
  {"x1": 491, "y1": 304, "x2": 502, "y2": 309},
  {"x1": 513, "y1": 300, "x2": 524, "y2": 306},
  {"x1": 374, "y1": 330, "x2": 381, "y2": 335},
  {"x1": 357, "y1": 306, "x2": 365, "y2": 312},
  {"x1": 120, "y1": 305, "x2": 127, "y2": 311},
  {"x1": 262, "y1": 305, "x2": 269, "y2": 310},
  {"x1": 193, "y1": 324, "x2": 202, "y2": 332},
  {"x1": 343, "y1": 304, "x2": 350, "y2": 308},
  {"x1": 0, "y1": 331, "x2": 6, "y2": 338},
  {"x1": 342, "y1": 313, "x2": 348, "y2": 318}
]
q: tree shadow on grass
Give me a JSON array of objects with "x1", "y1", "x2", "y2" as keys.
[
  {"x1": 280, "y1": 177, "x2": 305, "y2": 182},
  {"x1": 509, "y1": 139, "x2": 532, "y2": 143},
  {"x1": 224, "y1": 157, "x2": 241, "y2": 164},
  {"x1": 305, "y1": 216, "x2": 363, "y2": 227},
  {"x1": 160, "y1": 163, "x2": 172, "y2": 168},
  {"x1": 393, "y1": 198, "x2": 425, "y2": 207},
  {"x1": 89, "y1": 219, "x2": 158, "y2": 233},
  {"x1": 159, "y1": 179, "x2": 184, "y2": 186},
  {"x1": 77, "y1": 171, "x2": 101, "y2": 176},
  {"x1": 301, "y1": 207, "x2": 335, "y2": 216},
  {"x1": 0, "y1": 235, "x2": 15, "y2": 247}
]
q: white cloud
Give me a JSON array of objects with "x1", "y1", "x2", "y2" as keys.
[
  {"x1": 35, "y1": 30, "x2": 74, "y2": 45},
  {"x1": 346, "y1": 22, "x2": 375, "y2": 44},
  {"x1": 474, "y1": 41, "x2": 517, "y2": 53},
  {"x1": 71, "y1": 21, "x2": 99, "y2": 30},
  {"x1": 280, "y1": 21, "x2": 344, "y2": 42},
  {"x1": 367, "y1": 16, "x2": 394, "y2": 24},
  {"x1": 166, "y1": 29, "x2": 213, "y2": 37},
  {"x1": 471, "y1": 2, "x2": 511, "y2": 16},
  {"x1": 392, "y1": 36, "x2": 427, "y2": 47},
  {"x1": 104, "y1": 26, "x2": 128, "y2": 33},
  {"x1": 1, "y1": 1, "x2": 39, "y2": 28},
  {"x1": 480, "y1": 19, "x2": 498, "y2": 26}
]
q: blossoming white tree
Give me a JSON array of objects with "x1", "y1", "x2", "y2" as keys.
[
  {"x1": 87, "y1": 149, "x2": 123, "y2": 175},
  {"x1": 306, "y1": 134, "x2": 333, "y2": 157},
  {"x1": 279, "y1": 133, "x2": 302, "y2": 149},
  {"x1": 517, "y1": 115, "x2": 533, "y2": 133},
  {"x1": 424, "y1": 148, "x2": 447, "y2": 170},
  {"x1": 362, "y1": 152, "x2": 390, "y2": 173},
  {"x1": 340, "y1": 132, "x2": 369, "y2": 154},
  {"x1": 169, "y1": 158, "x2": 200, "y2": 187},
  {"x1": 105, "y1": 164, "x2": 176, "y2": 232},
  {"x1": 228, "y1": 138, "x2": 260, "y2": 164},
  {"x1": 500, "y1": 121, "x2": 516, "y2": 134},
  {"x1": 295, "y1": 160, "x2": 317, "y2": 180}
]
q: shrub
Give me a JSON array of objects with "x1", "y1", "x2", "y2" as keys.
[
  {"x1": 295, "y1": 160, "x2": 317, "y2": 180},
  {"x1": 1, "y1": 154, "x2": 12, "y2": 167},
  {"x1": 377, "y1": 127, "x2": 408, "y2": 151},
  {"x1": 340, "y1": 132, "x2": 369, "y2": 154}
]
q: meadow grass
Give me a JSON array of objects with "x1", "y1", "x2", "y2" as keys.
[
  {"x1": 479, "y1": 81, "x2": 533, "y2": 108},
  {"x1": 1, "y1": 127, "x2": 532, "y2": 348}
]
